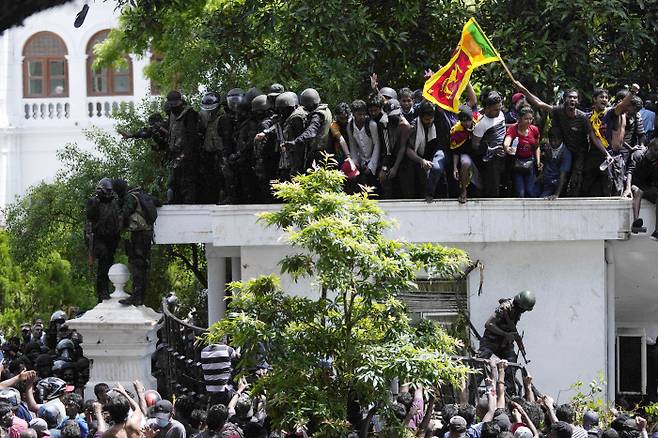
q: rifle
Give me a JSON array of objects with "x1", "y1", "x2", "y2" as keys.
[
  {"x1": 85, "y1": 222, "x2": 94, "y2": 269},
  {"x1": 513, "y1": 331, "x2": 530, "y2": 365}
]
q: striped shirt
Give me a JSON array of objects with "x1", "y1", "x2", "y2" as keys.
[{"x1": 201, "y1": 344, "x2": 236, "y2": 393}]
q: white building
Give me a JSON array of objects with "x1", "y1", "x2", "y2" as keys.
[
  {"x1": 0, "y1": 0, "x2": 152, "y2": 211},
  {"x1": 154, "y1": 199, "x2": 658, "y2": 404}
]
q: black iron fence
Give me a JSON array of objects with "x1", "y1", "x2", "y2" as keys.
[{"x1": 156, "y1": 299, "x2": 208, "y2": 407}]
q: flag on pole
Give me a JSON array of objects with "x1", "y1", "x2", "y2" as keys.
[{"x1": 423, "y1": 18, "x2": 501, "y2": 112}]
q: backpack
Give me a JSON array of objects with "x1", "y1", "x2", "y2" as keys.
[{"x1": 130, "y1": 190, "x2": 159, "y2": 225}]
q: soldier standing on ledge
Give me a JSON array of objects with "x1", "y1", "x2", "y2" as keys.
[
  {"x1": 166, "y1": 90, "x2": 200, "y2": 204},
  {"x1": 85, "y1": 178, "x2": 121, "y2": 302},
  {"x1": 112, "y1": 179, "x2": 162, "y2": 306},
  {"x1": 477, "y1": 290, "x2": 535, "y2": 393}
]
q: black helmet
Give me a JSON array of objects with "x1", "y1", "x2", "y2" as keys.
[
  {"x1": 275, "y1": 92, "x2": 298, "y2": 110},
  {"x1": 417, "y1": 100, "x2": 435, "y2": 117},
  {"x1": 95, "y1": 178, "x2": 113, "y2": 199},
  {"x1": 380, "y1": 87, "x2": 398, "y2": 100},
  {"x1": 111, "y1": 178, "x2": 128, "y2": 198},
  {"x1": 226, "y1": 88, "x2": 245, "y2": 112},
  {"x1": 56, "y1": 338, "x2": 74, "y2": 355},
  {"x1": 384, "y1": 98, "x2": 401, "y2": 115},
  {"x1": 50, "y1": 310, "x2": 67, "y2": 323},
  {"x1": 201, "y1": 92, "x2": 221, "y2": 111},
  {"x1": 513, "y1": 290, "x2": 536, "y2": 311},
  {"x1": 244, "y1": 87, "x2": 264, "y2": 105},
  {"x1": 300, "y1": 88, "x2": 321, "y2": 110},
  {"x1": 166, "y1": 90, "x2": 182, "y2": 103},
  {"x1": 36, "y1": 377, "x2": 66, "y2": 401},
  {"x1": 251, "y1": 94, "x2": 270, "y2": 113},
  {"x1": 269, "y1": 83, "x2": 285, "y2": 94}
]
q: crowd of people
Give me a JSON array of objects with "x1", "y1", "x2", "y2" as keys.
[
  {"x1": 2, "y1": 315, "x2": 658, "y2": 438},
  {"x1": 122, "y1": 74, "x2": 658, "y2": 237}
]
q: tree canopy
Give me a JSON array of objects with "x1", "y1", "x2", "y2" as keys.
[
  {"x1": 206, "y1": 162, "x2": 471, "y2": 436},
  {"x1": 98, "y1": 0, "x2": 658, "y2": 105}
]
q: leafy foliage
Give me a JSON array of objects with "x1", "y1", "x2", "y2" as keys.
[
  {"x1": 98, "y1": 0, "x2": 658, "y2": 109},
  {"x1": 477, "y1": 0, "x2": 658, "y2": 103},
  {"x1": 206, "y1": 163, "x2": 471, "y2": 436}
]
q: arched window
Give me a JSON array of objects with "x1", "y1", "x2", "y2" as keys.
[
  {"x1": 86, "y1": 30, "x2": 133, "y2": 96},
  {"x1": 22, "y1": 32, "x2": 69, "y2": 98}
]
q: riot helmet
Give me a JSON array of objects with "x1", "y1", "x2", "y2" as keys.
[
  {"x1": 379, "y1": 87, "x2": 398, "y2": 101},
  {"x1": 95, "y1": 178, "x2": 113, "y2": 199},
  {"x1": 226, "y1": 88, "x2": 245, "y2": 113},
  {"x1": 201, "y1": 92, "x2": 221, "y2": 111},
  {"x1": 56, "y1": 339, "x2": 75, "y2": 361},
  {"x1": 269, "y1": 83, "x2": 285, "y2": 94},
  {"x1": 50, "y1": 310, "x2": 67, "y2": 325},
  {"x1": 244, "y1": 87, "x2": 264, "y2": 105},
  {"x1": 513, "y1": 290, "x2": 536, "y2": 311},
  {"x1": 275, "y1": 92, "x2": 298, "y2": 111},
  {"x1": 251, "y1": 94, "x2": 270, "y2": 114},
  {"x1": 166, "y1": 91, "x2": 184, "y2": 114},
  {"x1": 300, "y1": 88, "x2": 321, "y2": 111},
  {"x1": 112, "y1": 178, "x2": 128, "y2": 198}
]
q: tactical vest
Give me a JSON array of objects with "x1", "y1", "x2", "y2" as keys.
[
  {"x1": 279, "y1": 107, "x2": 308, "y2": 170},
  {"x1": 168, "y1": 106, "x2": 191, "y2": 155},
  {"x1": 127, "y1": 193, "x2": 152, "y2": 232},
  {"x1": 200, "y1": 110, "x2": 222, "y2": 153},
  {"x1": 283, "y1": 106, "x2": 308, "y2": 141},
  {"x1": 94, "y1": 199, "x2": 121, "y2": 238},
  {"x1": 309, "y1": 104, "x2": 332, "y2": 152}
]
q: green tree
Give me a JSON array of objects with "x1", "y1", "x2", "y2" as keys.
[
  {"x1": 98, "y1": 0, "x2": 658, "y2": 106},
  {"x1": 96, "y1": 0, "x2": 473, "y2": 102},
  {"x1": 206, "y1": 162, "x2": 471, "y2": 436},
  {"x1": 476, "y1": 0, "x2": 658, "y2": 103}
]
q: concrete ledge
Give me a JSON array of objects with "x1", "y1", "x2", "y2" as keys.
[{"x1": 154, "y1": 198, "x2": 632, "y2": 246}]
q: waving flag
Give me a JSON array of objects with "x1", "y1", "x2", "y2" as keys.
[{"x1": 423, "y1": 18, "x2": 501, "y2": 112}]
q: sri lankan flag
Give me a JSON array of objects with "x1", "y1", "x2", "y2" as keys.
[{"x1": 423, "y1": 18, "x2": 501, "y2": 112}]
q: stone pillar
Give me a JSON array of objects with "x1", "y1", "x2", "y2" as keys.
[
  {"x1": 205, "y1": 245, "x2": 227, "y2": 326},
  {"x1": 67, "y1": 264, "x2": 160, "y2": 400}
]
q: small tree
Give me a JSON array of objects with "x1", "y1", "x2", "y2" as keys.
[{"x1": 206, "y1": 161, "x2": 471, "y2": 436}]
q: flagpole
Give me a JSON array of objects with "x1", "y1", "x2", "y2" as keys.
[{"x1": 470, "y1": 18, "x2": 516, "y2": 82}]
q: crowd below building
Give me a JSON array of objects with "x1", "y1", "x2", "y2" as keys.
[
  {"x1": 2, "y1": 308, "x2": 658, "y2": 438},
  {"x1": 121, "y1": 75, "x2": 658, "y2": 237}
]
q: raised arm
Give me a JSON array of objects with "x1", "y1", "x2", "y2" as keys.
[
  {"x1": 613, "y1": 84, "x2": 640, "y2": 116},
  {"x1": 496, "y1": 360, "x2": 507, "y2": 409},
  {"x1": 466, "y1": 82, "x2": 477, "y2": 109},
  {"x1": 512, "y1": 80, "x2": 553, "y2": 114}
]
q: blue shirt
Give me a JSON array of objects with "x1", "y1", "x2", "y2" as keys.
[
  {"x1": 640, "y1": 108, "x2": 655, "y2": 133},
  {"x1": 59, "y1": 415, "x2": 89, "y2": 438},
  {"x1": 543, "y1": 144, "x2": 572, "y2": 181}
]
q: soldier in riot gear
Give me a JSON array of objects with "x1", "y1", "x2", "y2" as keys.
[
  {"x1": 85, "y1": 178, "x2": 121, "y2": 302},
  {"x1": 218, "y1": 88, "x2": 246, "y2": 203},
  {"x1": 255, "y1": 91, "x2": 308, "y2": 182},
  {"x1": 267, "y1": 83, "x2": 285, "y2": 110},
  {"x1": 198, "y1": 91, "x2": 223, "y2": 204},
  {"x1": 379, "y1": 87, "x2": 398, "y2": 102},
  {"x1": 235, "y1": 89, "x2": 267, "y2": 203},
  {"x1": 113, "y1": 178, "x2": 162, "y2": 306},
  {"x1": 251, "y1": 94, "x2": 277, "y2": 202},
  {"x1": 166, "y1": 91, "x2": 201, "y2": 204},
  {"x1": 297, "y1": 88, "x2": 333, "y2": 169},
  {"x1": 118, "y1": 113, "x2": 168, "y2": 146},
  {"x1": 477, "y1": 290, "x2": 536, "y2": 394}
]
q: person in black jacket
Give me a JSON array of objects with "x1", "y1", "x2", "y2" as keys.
[{"x1": 628, "y1": 138, "x2": 658, "y2": 238}]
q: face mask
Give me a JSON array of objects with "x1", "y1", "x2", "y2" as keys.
[{"x1": 155, "y1": 417, "x2": 170, "y2": 428}]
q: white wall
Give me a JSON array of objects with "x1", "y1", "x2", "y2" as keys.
[{"x1": 463, "y1": 240, "x2": 607, "y2": 403}]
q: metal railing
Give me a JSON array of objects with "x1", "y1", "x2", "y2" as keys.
[{"x1": 157, "y1": 299, "x2": 208, "y2": 407}]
